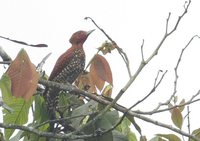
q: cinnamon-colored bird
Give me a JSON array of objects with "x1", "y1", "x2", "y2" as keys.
[{"x1": 43, "y1": 30, "x2": 94, "y2": 131}]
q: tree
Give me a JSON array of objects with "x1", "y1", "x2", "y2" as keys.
[{"x1": 0, "y1": 0, "x2": 200, "y2": 141}]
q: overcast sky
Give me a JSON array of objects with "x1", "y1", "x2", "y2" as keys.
[{"x1": 0, "y1": 0, "x2": 200, "y2": 139}]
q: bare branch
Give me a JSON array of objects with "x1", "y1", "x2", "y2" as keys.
[
  {"x1": 0, "y1": 46, "x2": 12, "y2": 62},
  {"x1": 140, "y1": 39, "x2": 145, "y2": 62},
  {"x1": 38, "y1": 79, "x2": 200, "y2": 140},
  {"x1": 85, "y1": 17, "x2": 132, "y2": 78},
  {"x1": 187, "y1": 106, "x2": 191, "y2": 135},
  {"x1": 36, "y1": 52, "x2": 52, "y2": 73},
  {"x1": 0, "y1": 122, "x2": 93, "y2": 140},
  {"x1": 167, "y1": 0, "x2": 191, "y2": 35},
  {"x1": 130, "y1": 70, "x2": 167, "y2": 109},
  {"x1": 135, "y1": 89, "x2": 200, "y2": 115},
  {"x1": 0, "y1": 35, "x2": 48, "y2": 47}
]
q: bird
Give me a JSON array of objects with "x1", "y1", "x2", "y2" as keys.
[{"x1": 43, "y1": 29, "x2": 94, "y2": 132}]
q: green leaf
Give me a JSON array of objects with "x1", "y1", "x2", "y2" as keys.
[
  {"x1": 0, "y1": 74, "x2": 13, "y2": 112},
  {"x1": 178, "y1": 99, "x2": 185, "y2": 112},
  {"x1": 116, "y1": 117, "x2": 138, "y2": 141},
  {"x1": 84, "y1": 110, "x2": 119, "y2": 141},
  {"x1": 113, "y1": 130, "x2": 129, "y2": 141},
  {"x1": 120, "y1": 117, "x2": 131, "y2": 135},
  {"x1": 10, "y1": 130, "x2": 23, "y2": 141},
  {"x1": 1, "y1": 76, "x2": 34, "y2": 140},
  {"x1": 189, "y1": 128, "x2": 200, "y2": 141},
  {"x1": 171, "y1": 108, "x2": 183, "y2": 129},
  {"x1": 0, "y1": 74, "x2": 12, "y2": 99},
  {"x1": 127, "y1": 115, "x2": 141, "y2": 135},
  {"x1": 34, "y1": 94, "x2": 49, "y2": 124},
  {"x1": 58, "y1": 92, "x2": 84, "y2": 116},
  {"x1": 0, "y1": 130, "x2": 5, "y2": 141},
  {"x1": 71, "y1": 100, "x2": 98, "y2": 128},
  {"x1": 150, "y1": 136, "x2": 166, "y2": 141},
  {"x1": 156, "y1": 134, "x2": 181, "y2": 141},
  {"x1": 140, "y1": 136, "x2": 147, "y2": 141},
  {"x1": 127, "y1": 131, "x2": 137, "y2": 141}
]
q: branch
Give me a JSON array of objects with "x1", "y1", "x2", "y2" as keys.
[
  {"x1": 0, "y1": 46, "x2": 12, "y2": 62},
  {"x1": 85, "y1": 17, "x2": 132, "y2": 78},
  {"x1": 130, "y1": 70, "x2": 167, "y2": 109},
  {"x1": 0, "y1": 122, "x2": 94, "y2": 140},
  {"x1": 0, "y1": 35, "x2": 48, "y2": 48},
  {"x1": 36, "y1": 52, "x2": 52, "y2": 73},
  {"x1": 38, "y1": 79, "x2": 200, "y2": 140}
]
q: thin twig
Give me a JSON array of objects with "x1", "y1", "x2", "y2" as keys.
[
  {"x1": 36, "y1": 52, "x2": 52, "y2": 72},
  {"x1": 85, "y1": 17, "x2": 132, "y2": 78},
  {"x1": 130, "y1": 70, "x2": 167, "y2": 110},
  {"x1": 0, "y1": 35, "x2": 48, "y2": 47},
  {"x1": 101, "y1": 70, "x2": 167, "y2": 136},
  {"x1": 187, "y1": 106, "x2": 191, "y2": 135},
  {"x1": 140, "y1": 39, "x2": 145, "y2": 62},
  {"x1": 0, "y1": 122, "x2": 93, "y2": 139},
  {"x1": 139, "y1": 35, "x2": 200, "y2": 113},
  {"x1": 34, "y1": 113, "x2": 94, "y2": 129},
  {"x1": 0, "y1": 61, "x2": 11, "y2": 65},
  {"x1": 38, "y1": 78, "x2": 200, "y2": 140},
  {"x1": 0, "y1": 46, "x2": 12, "y2": 61},
  {"x1": 135, "y1": 89, "x2": 200, "y2": 115}
]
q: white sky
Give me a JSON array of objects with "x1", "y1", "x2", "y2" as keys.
[{"x1": 0, "y1": 0, "x2": 200, "y2": 140}]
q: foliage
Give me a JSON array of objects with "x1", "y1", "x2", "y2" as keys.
[{"x1": 0, "y1": 2, "x2": 200, "y2": 140}]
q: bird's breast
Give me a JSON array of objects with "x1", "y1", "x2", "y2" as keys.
[{"x1": 52, "y1": 48, "x2": 85, "y2": 84}]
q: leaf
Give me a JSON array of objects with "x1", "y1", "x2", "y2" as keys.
[
  {"x1": 113, "y1": 130, "x2": 129, "y2": 141},
  {"x1": 171, "y1": 108, "x2": 183, "y2": 129},
  {"x1": 90, "y1": 54, "x2": 113, "y2": 91},
  {"x1": 34, "y1": 94, "x2": 49, "y2": 124},
  {"x1": 127, "y1": 131, "x2": 137, "y2": 141},
  {"x1": 0, "y1": 130, "x2": 5, "y2": 141},
  {"x1": 140, "y1": 136, "x2": 147, "y2": 141},
  {"x1": 102, "y1": 84, "x2": 112, "y2": 97},
  {"x1": 150, "y1": 136, "x2": 167, "y2": 141},
  {"x1": 126, "y1": 115, "x2": 141, "y2": 135},
  {"x1": 98, "y1": 41, "x2": 115, "y2": 55},
  {"x1": 168, "y1": 103, "x2": 173, "y2": 113},
  {"x1": 189, "y1": 128, "x2": 200, "y2": 141},
  {"x1": 90, "y1": 61, "x2": 105, "y2": 91},
  {"x1": 0, "y1": 74, "x2": 12, "y2": 98},
  {"x1": 117, "y1": 117, "x2": 138, "y2": 141},
  {"x1": 6, "y1": 49, "x2": 39, "y2": 101},
  {"x1": 178, "y1": 99, "x2": 185, "y2": 112},
  {"x1": 75, "y1": 71, "x2": 97, "y2": 93},
  {"x1": 2, "y1": 86, "x2": 34, "y2": 140},
  {"x1": 156, "y1": 134, "x2": 181, "y2": 141},
  {"x1": 0, "y1": 74, "x2": 13, "y2": 112},
  {"x1": 71, "y1": 100, "x2": 98, "y2": 129}
]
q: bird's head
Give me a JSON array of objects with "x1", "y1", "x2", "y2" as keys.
[{"x1": 69, "y1": 29, "x2": 95, "y2": 45}]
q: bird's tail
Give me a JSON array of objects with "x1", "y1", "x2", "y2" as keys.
[{"x1": 43, "y1": 87, "x2": 60, "y2": 132}]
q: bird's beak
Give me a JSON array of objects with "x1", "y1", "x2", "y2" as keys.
[{"x1": 87, "y1": 29, "x2": 95, "y2": 36}]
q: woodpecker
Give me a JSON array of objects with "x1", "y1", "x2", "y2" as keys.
[{"x1": 43, "y1": 30, "x2": 94, "y2": 131}]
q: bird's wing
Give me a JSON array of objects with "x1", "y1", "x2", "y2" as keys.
[{"x1": 48, "y1": 47, "x2": 74, "y2": 81}]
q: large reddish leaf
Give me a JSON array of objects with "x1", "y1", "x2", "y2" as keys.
[
  {"x1": 90, "y1": 54, "x2": 113, "y2": 91},
  {"x1": 6, "y1": 49, "x2": 39, "y2": 101},
  {"x1": 90, "y1": 61, "x2": 105, "y2": 91},
  {"x1": 171, "y1": 108, "x2": 183, "y2": 129}
]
